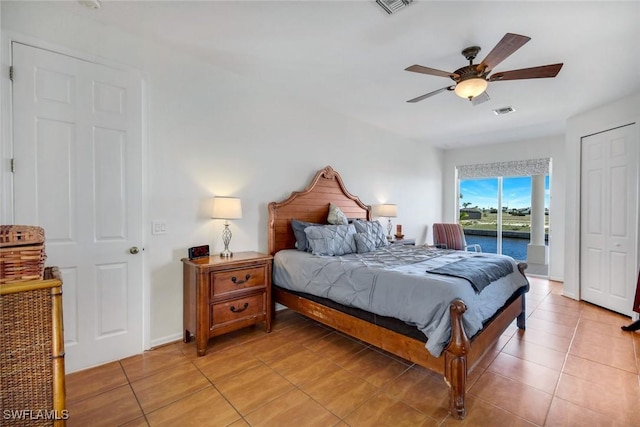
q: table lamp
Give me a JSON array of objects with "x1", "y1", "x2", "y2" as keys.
[
  {"x1": 212, "y1": 197, "x2": 242, "y2": 257},
  {"x1": 376, "y1": 204, "x2": 397, "y2": 241}
]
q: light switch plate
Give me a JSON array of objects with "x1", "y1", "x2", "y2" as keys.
[{"x1": 152, "y1": 221, "x2": 167, "y2": 235}]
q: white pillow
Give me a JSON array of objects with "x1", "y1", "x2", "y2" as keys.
[{"x1": 327, "y1": 203, "x2": 348, "y2": 225}]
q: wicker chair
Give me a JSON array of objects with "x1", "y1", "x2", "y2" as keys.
[{"x1": 432, "y1": 223, "x2": 482, "y2": 252}]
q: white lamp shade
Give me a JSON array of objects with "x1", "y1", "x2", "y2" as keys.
[
  {"x1": 212, "y1": 197, "x2": 242, "y2": 220},
  {"x1": 377, "y1": 204, "x2": 397, "y2": 218},
  {"x1": 454, "y1": 77, "x2": 488, "y2": 99}
]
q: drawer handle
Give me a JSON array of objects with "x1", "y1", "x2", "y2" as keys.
[
  {"x1": 230, "y1": 302, "x2": 249, "y2": 313},
  {"x1": 231, "y1": 274, "x2": 251, "y2": 285}
]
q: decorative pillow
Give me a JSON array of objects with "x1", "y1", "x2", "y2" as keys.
[
  {"x1": 353, "y1": 220, "x2": 389, "y2": 248},
  {"x1": 304, "y1": 224, "x2": 357, "y2": 256},
  {"x1": 327, "y1": 203, "x2": 349, "y2": 225},
  {"x1": 354, "y1": 232, "x2": 377, "y2": 254},
  {"x1": 291, "y1": 219, "x2": 323, "y2": 252}
]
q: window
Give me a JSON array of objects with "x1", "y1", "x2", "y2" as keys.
[{"x1": 457, "y1": 159, "x2": 550, "y2": 262}]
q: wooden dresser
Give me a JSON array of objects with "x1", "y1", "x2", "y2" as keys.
[{"x1": 182, "y1": 251, "x2": 273, "y2": 356}]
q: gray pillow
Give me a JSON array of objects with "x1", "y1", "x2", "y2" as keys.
[
  {"x1": 353, "y1": 220, "x2": 389, "y2": 248},
  {"x1": 327, "y1": 203, "x2": 348, "y2": 225},
  {"x1": 291, "y1": 219, "x2": 323, "y2": 252},
  {"x1": 304, "y1": 224, "x2": 357, "y2": 256},
  {"x1": 354, "y1": 232, "x2": 377, "y2": 254}
]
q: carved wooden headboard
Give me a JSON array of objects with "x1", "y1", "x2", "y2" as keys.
[{"x1": 267, "y1": 166, "x2": 371, "y2": 256}]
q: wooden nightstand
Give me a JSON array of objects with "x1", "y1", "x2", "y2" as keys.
[{"x1": 182, "y1": 251, "x2": 273, "y2": 356}]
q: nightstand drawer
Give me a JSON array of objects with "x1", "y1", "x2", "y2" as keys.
[
  {"x1": 211, "y1": 292, "x2": 265, "y2": 326},
  {"x1": 211, "y1": 266, "x2": 266, "y2": 296}
]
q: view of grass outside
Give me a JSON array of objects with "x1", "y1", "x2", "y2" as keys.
[{"x1": 460, "y1": 210, "x2": 549, "y2": 234}]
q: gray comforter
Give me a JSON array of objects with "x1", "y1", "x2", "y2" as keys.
[{"x1": 273, "y1": 245, "x2": 529, "y2": 357}]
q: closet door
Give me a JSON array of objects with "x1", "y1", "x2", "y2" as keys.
[{"x1": 580, "y1": 123, "x2": 639, "y2": 315}]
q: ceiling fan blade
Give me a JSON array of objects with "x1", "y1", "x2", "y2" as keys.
[
  {"x1": 405, "y1": 64, "x2": 459, "y2": 79},
  {"x1": 406, "y1": 86, "x2": 454, "y2": 103},
  {"x1": 476, "y1": 33, "x2": 531, "y2": 74},
  {"x1": 489, "y1": 63, "x2": 564, "y2": 81}
]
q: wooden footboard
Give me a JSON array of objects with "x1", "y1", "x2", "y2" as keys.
[{"x1": 445, "y1": 292, "x2": 526, "y2": 418}]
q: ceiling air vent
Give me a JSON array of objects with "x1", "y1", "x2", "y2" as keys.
[
  {"x1": 493, "y1": 106, "x2": 516, "y2": 116},
  {"x1": 376, "y1": 0, "x2": 413, "y2": 15}
]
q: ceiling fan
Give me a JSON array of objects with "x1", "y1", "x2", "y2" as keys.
[{"x1": 405, "y1": 33, "x2": 563, "y2": 104}]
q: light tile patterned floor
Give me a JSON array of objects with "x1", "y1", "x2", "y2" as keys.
[{"x1": 65, "y1": 277, "x2": 640, "y2": 426}]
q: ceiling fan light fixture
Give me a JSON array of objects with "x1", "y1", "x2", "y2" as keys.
[
  {"x1": 454, "y1": 77, "x2": 488, "y2": 100},
  {"x1": 404, "y1": 33, "x2": 562, "y2": 104}
]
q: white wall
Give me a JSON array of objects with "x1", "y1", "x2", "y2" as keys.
[
  {"x1": 442, "y1": 136, "x2": 566, "y2": 282},
  {"x1": 563, "y1": 92, "x2": 640, "y2": 300},
  {"x1": 1, "y1": 2, "x2": 443, "y2": 347}
]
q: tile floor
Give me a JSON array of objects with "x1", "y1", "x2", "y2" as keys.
[{"x1": 65, "y1": 277, "x2": 640, "y2": 426}]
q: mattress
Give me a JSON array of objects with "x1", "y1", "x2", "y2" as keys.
[{"x1": 273, "y1": 245, "x2": 529, "y2": 356}]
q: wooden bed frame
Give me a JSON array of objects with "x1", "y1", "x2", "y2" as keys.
[{"x1": 267, "y1": 165, "x2": 527, "y2": 419}]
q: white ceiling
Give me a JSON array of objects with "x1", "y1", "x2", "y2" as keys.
[{"x1": 56, "y1": 0, "x2": 640, "y2": 148}]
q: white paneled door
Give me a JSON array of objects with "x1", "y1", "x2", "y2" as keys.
[
  {"x1": 580, "y1": 123, "x2": 639, "y2": 316},
  {"x1": 11, "y1": 42, "x2": 144, "y2": 372}
]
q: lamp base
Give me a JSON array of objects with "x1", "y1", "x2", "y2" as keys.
[{"x1": 220, "y1": 223, "x2": 233, "y2": 257}]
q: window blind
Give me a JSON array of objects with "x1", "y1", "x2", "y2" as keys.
[{"x1": 457, "y1": 158, "x2": 550, "y2": 179}]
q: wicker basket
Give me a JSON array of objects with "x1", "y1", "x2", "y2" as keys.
[{"x1": 1, "y1": 225, "x2": 46, "y2": 285}]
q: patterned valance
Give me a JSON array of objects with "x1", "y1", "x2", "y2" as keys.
[{"x1": 457, "y1": 158, "x2": 550, "y2": 179}]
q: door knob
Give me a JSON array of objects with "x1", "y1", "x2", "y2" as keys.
[{"x1": 129, "y1": 246, "x2": 140, "y2": 254}]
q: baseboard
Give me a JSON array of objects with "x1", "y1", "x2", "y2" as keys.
[
  {"x1": 149, "y1": 333, "x2": 183, "y2": 350},
  {"x1": 150, "y1": 306, "x2": 288, "y2": 350}
]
